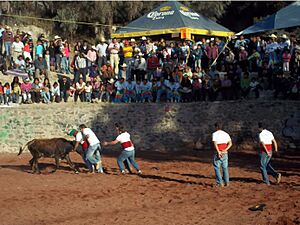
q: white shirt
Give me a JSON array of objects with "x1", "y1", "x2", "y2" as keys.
[
  {"x1": 82, "y1": 128, "x2": 100, "y2": 146},
  {"x1": 116, "y1": 132, "x2": 134, "y2": 151},
  {"x1": 96, "y1": 43, "x2": 108, "y2": 57},
  {"x1": 259, "y1": 129, "x2": 274, "y2": 145},
  {"x1": 12, "y1": 41, "x2": 24, "y2": 52},
  {"x1": 212, "y1": 130, "x2": 231, "y2": 144},
  {"x1": 85, "y1": 85, "x2": 92, "y2": 93},
  {"x1": 75, "y1": 132, "x2": 84, "y2": 144}
]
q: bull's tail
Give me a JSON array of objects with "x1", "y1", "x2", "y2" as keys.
[{"x1": 18, "y1": 139, "x2": 35, "y2": 156}]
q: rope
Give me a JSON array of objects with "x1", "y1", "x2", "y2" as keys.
[{"x1": 0, "y1": 13, "x2": 152, "y2": 31}]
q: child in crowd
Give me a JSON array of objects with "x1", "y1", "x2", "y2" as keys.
[
  {"x1": 51, "y1": 82, "x2": 60, "y2": 103},
  {"x1": 3, "y1": 82, "x2": 11, "y2": 105},
  {"x1": 85, "y1": 81, "x2": 92, "y2": 102},
  {"x1": 42, "y1": 78, "x2": 51, "y2": 104},
  {"x1": 0, "y1": 82, "x2": 4, "y2": 105},
  {"x1": 11, "y1": 77, "x2": 21, "y2": 103}
]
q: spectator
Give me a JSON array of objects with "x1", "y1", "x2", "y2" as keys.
[
  {"x1": 96, "y1": 37, "x2": 108, "y2": 68},
  {"x1": 74, "y1": 52, "x2": 87, "y2": 83},
  {"x1": 3, "y1": 82, "x2": 11, "y2": 105},
  {"x1": 85, "y1": 81, "x2": 92, "y2": 102},
  {"x1": 59, "y1": 77, "x2": 70, "y2": 102},
  {"x1": 282, "y1": 49, "x2": 291, "y2": 72},
  {"x1": 31, "y1": 78, "x2": 42, "y2": 103},
  {"x1": 41, "y1": 78, "x2": 51, "y2": 104},
  {"x1": 240, "y1": 72, "x2": 251, "y2": 99},
  {"x1": 12, "y1": 36, "x2": 24, "y2": 63},
  {"x1": 11, "y1": 76, "x2": 21, "y2": 103},
  {"x1": 51, "y1": 81, "x2": 60, "y2": 103},
  {"x1": 108, "y1": 38, "x2": 120, "y2": 74},
  {"x1": 34, "y1": 54, "x2": 49, "y2": 79},
  {"x1": 2, "y1": 26, "x2": 14, "y2": 58},
  {"x1": 20, "y1": 78, "x2": 32, "y2": 103},
  {"x1": 75, "y1": 78, "x2": 86, "y2": 102}
]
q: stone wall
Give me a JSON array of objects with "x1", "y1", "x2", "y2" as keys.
[{"x1": 0, "y1": 100, "x2": 299, "y2": 153}]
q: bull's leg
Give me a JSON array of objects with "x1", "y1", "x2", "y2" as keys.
[
  {"x1": 31, "y1": 158, "x2": 36, "y2": 173},
  {"x1": 65, "y1": 154, "x2": 79, "y2": 174},
  {"x1": 53, "y1": 156, "x2": 60, "y2": 172},
  {"x1": 34, "y1": 158, "x2": 41, "y2": 174},
  {"x1": 29, "y1": 158, "x2": 34, "y2": 167}
]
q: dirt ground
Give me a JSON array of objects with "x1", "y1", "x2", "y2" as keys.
[{"x1": 0, "y1": 149, "x2": 299, "y2": 225}]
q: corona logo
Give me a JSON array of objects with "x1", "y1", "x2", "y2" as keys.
[
  {"x1": 160, "y1": 6, "x2": 172, "y2": 12},
  {"x1": 180, "y1": 6, "x2": 189, "y2": 12}
]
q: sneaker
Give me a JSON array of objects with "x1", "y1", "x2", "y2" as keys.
[
  {"x1": 121, "y1": 170, "x2": 126, "y2": 175},
  {"x1": 224, "y1": 183, "x2": 230, "y2": 187},
  {"x1": 137, "y1": 170, "x2": 142, "y2": 175},
  {"x1": 276, "y1": 173, "x2": 282, "y2": 184},
  {"x1": 216, "y1": 183, "x2": 224, "y2": 188},
  {"x1": 95, "y1": 161, "x2": 102, "y2": 170}
]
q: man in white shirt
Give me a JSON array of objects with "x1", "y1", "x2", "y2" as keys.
[
  {"x1": 108, "y1": 38, "x2": 120, "y2": 74},
  {"x1": 212, "y1": 122, "x2": 232, "y2": 187},
  {"x1": 12, "y1": 36, "x2": 24, "y2": 63},
  {"x1": 79, "y1": 124, "x2": 103, "y2": 173},
  {"x1": 68, "y1": 129, "x2": 92, "y2": 172},
  {"x1": 258, "y1": 122, "x2": 281, "y2": 185},
  {"x1": 96, "y1": 38, "x2": 108, "y2": 68},
  {"x1": 103, "y1": 123, "x2": 141, "y2": 175}
]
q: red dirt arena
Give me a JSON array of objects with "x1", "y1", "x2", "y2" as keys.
[{"x1": 0, "y1": 148, "x2": 299, "y2": 225}]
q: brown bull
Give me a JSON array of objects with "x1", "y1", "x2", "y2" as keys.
[{"x1": 18, "y1": 138, "x2": 79, "y2": 174}]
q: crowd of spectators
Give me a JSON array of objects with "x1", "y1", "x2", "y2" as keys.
[{"x1": 0, "y1": 23, "x2": 299, "y2": 106}]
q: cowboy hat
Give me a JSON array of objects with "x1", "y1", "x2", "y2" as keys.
[
  {"x1": 24, "y1": 77, "x2": 30, "y2": 82},
  {"x1": 269, "y1": 34, "x2": 277, "y2": 39},
  {"x1": 130, "y1": 38, "x2": 136, "y2": 42},
  {"x1": 138, "y1": 52, "x2": 144, "y2": 56},
  {"x1": 121, "y1": 63, "x2": 127, "y2": 67},
  {"x1": 27, "y1": 31, "x2": 32, "y2": 36},
  {"x1": 108, "y1": 78, "x2": 114, "y2": 84},
  {"x1": 54, "y1": 35, "x2": 61, "y2": 39},
  {"x1": 141, "y1": 36, "x2": 147, "y2": 41},
  {"x1": 282, "y1": 34, "x2": 288, "y2": 39},
  {"x1": 100, "y1": 37, "x2": 106, "y2": 42}
]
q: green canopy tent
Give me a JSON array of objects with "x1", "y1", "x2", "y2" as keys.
[{"x1": 112, "y1": 1, "x2": 234, "y2": 39}]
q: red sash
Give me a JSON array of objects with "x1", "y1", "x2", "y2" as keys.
[
  {"x1": 121, "y1": 141, "x2": 133, "y2": 149},
  {"x1": 217, "y1": 143, "x2": 228, "y2": 151},
  {"x1": 82, "y1": 141, "x2": 89, "y2": 151},
  {"x1": 260, "y1": 144, "x2": 272, "y2": 152}
]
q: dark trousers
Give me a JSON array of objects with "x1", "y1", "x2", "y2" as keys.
[
  {"x1": 74, "y1": 91, "x2": 85, "y2": 102},
  {"x1": 74, "y1": 68, "x2": 87, "y2": 83},
  {"x1": 31, "y1": 91, "x2": 41, "y2": 103}
]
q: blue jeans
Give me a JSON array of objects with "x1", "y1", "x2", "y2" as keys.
[
  {"x1": 260, "y1": 151, "x2": 278, "y2": 184},
  {"x1": 4, "y1": 42, "x2": 12, "y2": 56},
  {"x1": 117, "y1": 150, "x2": 139, "y2": 172},
  {"x1": 83, "y1": 150, "x2": 93, "y2": 171},
  {"x1": 213, "y1": 153, "x2": 229, "y2": 185},
  {"x1": 156, "y1": 89, "x2": 167, "y2": 102},
  {"x1": 86, "y1": 143, "x2": 102, "y2": 171}
]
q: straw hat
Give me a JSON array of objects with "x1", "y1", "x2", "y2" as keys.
[
  {"x1": 269, "y1": 34, "x2": 277, "y2": 39},
  {"x1": 108, "y1": 78, "x2": 115, "y2": 84},
  {"x1": 27, "y1": 31, "x2": 32, "y2": 36},
  {"x1": 282, "y1": 34, "x2": 288, "y2": 39},
  {"x1": 141, "y1": 36, "x2": 147, "y2": 41},
  {"x1": 130, "y1": 38, "x2": 136, "y2": 42},
  {"x1": 121, "y1": 63, "x2": 127, "y2": 68}
]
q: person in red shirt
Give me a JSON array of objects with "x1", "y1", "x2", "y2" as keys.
[
  {"x1": 212, "y1": 122, "x2": 232, "y2": 187},
  {"x1": 258, "y1": 122, "x2": 281, "y2": 185},
  {"x1": 103, "y1": 123, "x2": 141, "y2": 175},
  {"x1": 147, "y1": 52, "x2": 160, "y2": 80}
]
